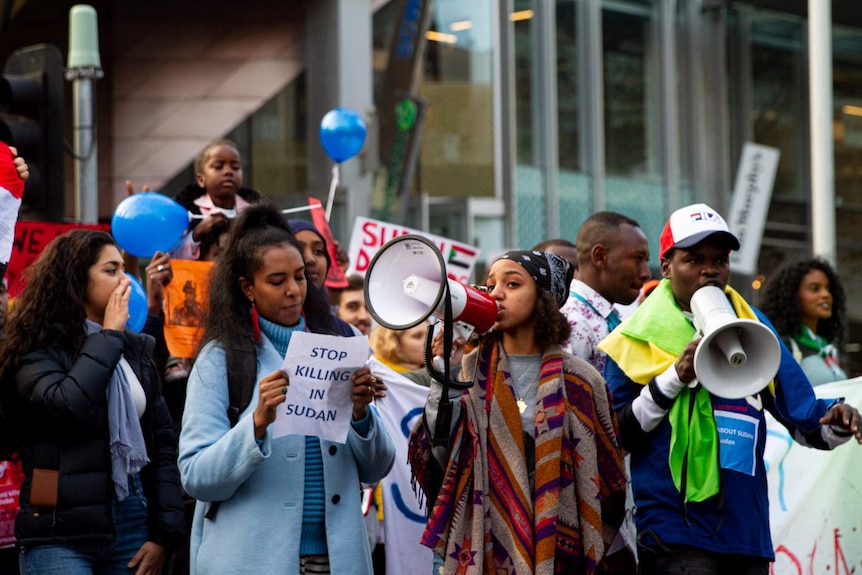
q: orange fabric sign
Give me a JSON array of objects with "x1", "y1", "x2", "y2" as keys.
[
  {"x1": 309, "y1": 197, "x2": 349, "y2": 289},
  {"x1": 163, "y1": 259, "x2": 213, "y2": 358}
]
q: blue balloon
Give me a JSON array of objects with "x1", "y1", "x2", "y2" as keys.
[
  {"x1": 112, "y1": 192, "x2": 190, "y2": 257},
  {"x1": 319, "y1": 107, "x2": 367, "y2": 163},
  {"x1": 126, "y1": 273, "x2": 147, "y2": 333}
]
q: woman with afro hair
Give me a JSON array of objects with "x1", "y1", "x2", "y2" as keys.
[{"x1": 759, "y1": 257, "x2": 848, "y2": 386}]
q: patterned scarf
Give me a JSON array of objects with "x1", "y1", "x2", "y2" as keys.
[
  {"x1": 792, "y1": 325, "x2": 844, "y2": 378},
  {"x1": 408, "y1": 342, "x2": 626, "y2": 574}
]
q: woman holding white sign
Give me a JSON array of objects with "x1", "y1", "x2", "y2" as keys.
[
  {"x1": 408, "y1": 250, "x2": 627, "y2": 574},
  {"x1": 178, "y1": 203, "x2": 395, "y2": 575}
]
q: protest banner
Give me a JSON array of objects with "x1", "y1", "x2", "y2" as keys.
[
  {"x1": 6, "y1": 221, "x2": 109, "y2": 297},
  {"x1": 346, "y1": 216, "x2": 480, "y2": 284},
  {"x1": 163, "y1": 259, "x2": 213, "y2": 359},
  {"x1": 368, "y1": 357, "x2": 434, "y2": 575},
  {"x1": 274, "y1": 332, "x2": 370, "y2": 443},
  {"x1": 765, "y1": 377, "x2": 862, "y2": 574}
]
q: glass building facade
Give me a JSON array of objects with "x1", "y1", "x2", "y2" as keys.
[
  {"x1": 13, "y1": 0, "x2": 856, "y2": 367},
  {"x1": 369, "y1": 0, "x2": 862, "y2": 369},
  {"x1": 142, "y1": 3, "x2": 862, "y2": 313}
]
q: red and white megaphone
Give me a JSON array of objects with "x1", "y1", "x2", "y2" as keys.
[{"x1": 364, "y1": 234, "x2": 498, "y2": 338}]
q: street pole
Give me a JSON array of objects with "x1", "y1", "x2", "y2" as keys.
[
  {"x1": 809, "y1": 0, "x2": 836, "y2": 265},
  {"x1": 66, "y1": 4, "x2": 103, "y2": 224}
]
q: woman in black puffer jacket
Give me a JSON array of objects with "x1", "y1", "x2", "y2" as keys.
[{"x1": 0, "y1": 230, "x2": 185, "y2": 574}]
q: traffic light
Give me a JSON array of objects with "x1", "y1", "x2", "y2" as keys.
[{"x1": 0, "y1": 44, "x2": 65, "y2": 221}]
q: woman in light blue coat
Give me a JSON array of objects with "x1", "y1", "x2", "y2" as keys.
[{"x1": 178, "y1": 203, "x2": 395, "y2": 574}]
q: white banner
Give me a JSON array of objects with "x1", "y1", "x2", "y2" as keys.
[
  {"x1": 368, "y1": 356, "x2": 435, "y2": 575},
  {"x1": 274, "y1": 332, "x2": 370, "y2": 443},
  {"x1": 728, "y1": 142, "x2": 780, "y2": 276},
  {"x1": 765, "y1": 377, "x2": 862, "y2": 574},
  {"x1": 346, "y1": 216, "x2": 480, "y2": 284}
]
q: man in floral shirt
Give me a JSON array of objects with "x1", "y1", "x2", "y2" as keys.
[
  {"x1": 559, "y1": 211, "x2": 651, "y2": 574},
  {"x1": 561, "y1": 211, "x2": 651, "y2": 373}
]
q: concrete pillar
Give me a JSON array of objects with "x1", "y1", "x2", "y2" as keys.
[{"x1": 306, "y1": 0, "x2": 375, "y2": 241}]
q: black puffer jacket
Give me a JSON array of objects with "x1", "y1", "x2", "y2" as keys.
[{"x1": 12, "y1": 328, "x2": 185, "y2": 550}]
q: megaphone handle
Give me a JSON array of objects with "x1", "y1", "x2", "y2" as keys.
[
  {"x1": 423, "y1": 287, "x2": 473, "y2": 389},
  {"x1": 424, "y1": 282, "x2": 477, "y2": 448},
  {"x1": 432, "y1": 294, "x2": 455, "y2": 447},
  {"x1": 433, "y1": 394, "x2": 453, "y2": 448}
]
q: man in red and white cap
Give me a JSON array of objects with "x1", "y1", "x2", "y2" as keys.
[
  {"x1": 0, "y1": 143, "x2": 29, "y2": 283},
  {"x1": 599, "y1": 202, "x2": 862, "y2": 575}
]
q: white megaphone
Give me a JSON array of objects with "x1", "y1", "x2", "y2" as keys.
[
  {"x1": 364, "y1": 234, "x2": 498, "y2": 338},
  {"x1": 690, "y1": 285, "x2": 781, "y2": 399}
]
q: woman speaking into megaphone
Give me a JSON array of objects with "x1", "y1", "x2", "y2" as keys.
[{"x1": 407, "y1": 250, "x2": 627, "y2": 574}]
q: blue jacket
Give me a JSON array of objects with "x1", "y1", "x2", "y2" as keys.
[
  {"x1": 606, "y1": 307, "x2": 843, "y2": 560},
  {"x1": 179, "y1": 335, "x2": 396, "y2": 575}
]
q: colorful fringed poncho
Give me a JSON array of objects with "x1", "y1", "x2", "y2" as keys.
[{"x1": 408, "y1": 342, "x2": 627, "y2": 575}]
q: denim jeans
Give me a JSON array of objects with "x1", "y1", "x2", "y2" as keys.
[
  {"x1": 638, "y1": 544, "x2": 769, "y2": 575},
  {"x1": 19, "y1": 475, "x2": 150, "y2": 575}
]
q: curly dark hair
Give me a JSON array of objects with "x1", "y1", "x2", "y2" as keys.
[
  {"x1": 201, "y1": 202, "x2": 334, "y2": 353},
  {"x1": 198, "y1": 217, "x2": 231, "y2": 261},
  {"x1": 0, "y1": 230, "x2": 118, "y2": 374},
  {"x1": 759, "y1": 257, "x2": 846, "y2": 348},
  {"x1": 480, "y1": 290, "x2": 571, "y2": 352}
]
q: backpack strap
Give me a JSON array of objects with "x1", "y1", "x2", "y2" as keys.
[
  {"x1": 226, "y1": 345, "x2": 257, "y2": 427},
  {"x1": 205, "y1": 343, "x2": 256, "y2": 521}
]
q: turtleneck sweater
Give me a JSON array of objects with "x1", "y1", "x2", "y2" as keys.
[{"x1": 258, "y1": 315, "x2": 327, "y2": 555}]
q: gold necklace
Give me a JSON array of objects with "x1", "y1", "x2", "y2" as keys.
[{"x1": 516, "y1": 370, "x2": 541, "y2": 414}]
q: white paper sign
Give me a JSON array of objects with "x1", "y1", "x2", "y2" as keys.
[
  {"x1": 728, "y1": 143, "x2": 781, "y2": 276},
  {"x1": 346, "y1": 216, "x2": 480, "y2": 284},
  {"x1": 273, "y1": 332, "x2": 370, "y2": 443}
]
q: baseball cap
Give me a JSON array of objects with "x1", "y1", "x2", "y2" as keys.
[{"x1": 659, "y1": 203, "x2": 740, "y2": 260}]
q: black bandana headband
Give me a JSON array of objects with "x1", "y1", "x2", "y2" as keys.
[{"x1": 496, "y1": 250, "x2": 573, "y2": 309}]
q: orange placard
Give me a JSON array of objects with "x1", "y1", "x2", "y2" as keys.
[{"x1": 163, "y1": 259, "x2": 213, "y2": 358}]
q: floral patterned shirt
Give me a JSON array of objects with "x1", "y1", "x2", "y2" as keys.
[{"x1": 560, "y1": 279, "x2": 621, "y2": 375}]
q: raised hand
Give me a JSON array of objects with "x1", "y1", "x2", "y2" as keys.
[
  {"x1": 144, "y1": 251, "x2": 173, "y2": 315},
  {"x1": 103, "y1": 277, "x2": 132, "y2": 331},
  {"x1": 350, "y1": 366, "x2": 377, "y2": 420},
  {"x1": 253, "y1": 370, "x2": 290, "y2": 439},
  {"x1": 9, "y1": 146, "x2": 29, "y2": 182},
  {"x1": 192, "y1": 213, "x2": 230, "y2": 242}
]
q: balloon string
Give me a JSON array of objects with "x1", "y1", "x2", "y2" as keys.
[
  {"x1": 188, "y1": 205, "x2": 322, "y2": 220},
  {"x1": 325, "y1": 163, "x2": 340, "y2": 222}
]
